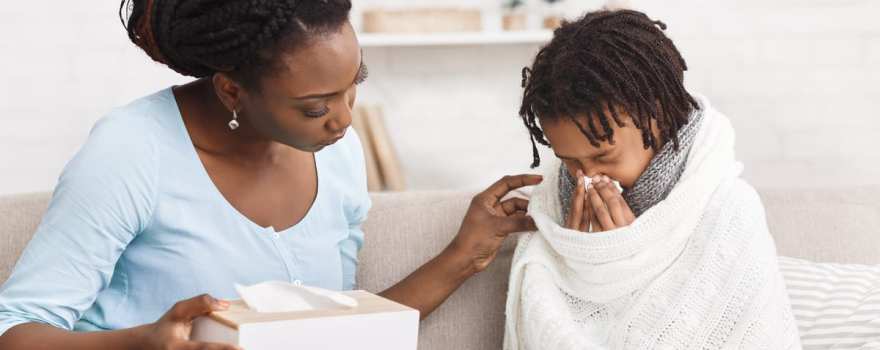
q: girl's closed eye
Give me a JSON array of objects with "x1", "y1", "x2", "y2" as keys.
[
  {"x1": 303, "y1": 105, "x2": 330, "y2": 118},
  {"x1": 595, "y1": 153, "x2": 616, "y2": 164}
]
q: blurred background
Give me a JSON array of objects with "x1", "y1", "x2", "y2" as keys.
[{"x1": 1, "y1": 0, "x2": 879, "y2": 195}]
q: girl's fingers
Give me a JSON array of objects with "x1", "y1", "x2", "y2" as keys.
[
  {"x1": 623, "y1": 197, "x2": 636, "y2": 224},
  {"x1": 566, "y1": 170, "x2": 586, "y2": 230},
  {"x1": 588, "y1": 185, "x2": 614, "y2": 231},
  {"x1": 578, "y1": 183, "x2": 590, "y2": 232},
  {"x1": 594, "y1": 176, "x2": 629, "y2": 226},
  {"x1": 583, "y1": 188, "x2": 595, "y2": 232}
]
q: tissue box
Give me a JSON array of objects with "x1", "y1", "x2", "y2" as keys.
[{"x1": 191, "y1": 290, "x2": 419, "y2": 349}]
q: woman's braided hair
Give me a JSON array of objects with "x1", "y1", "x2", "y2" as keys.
[
  {"x1": 119, "y1": 0, "x2": 351, "y2": 89},
  {"x1": 519, "y1": 9, "x2": 699, "y2": 168}
]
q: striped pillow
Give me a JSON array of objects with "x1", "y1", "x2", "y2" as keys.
[{"x1": 779, "y1": 256, "x2": 880, "y2": 349}]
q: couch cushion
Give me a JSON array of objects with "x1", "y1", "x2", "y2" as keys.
[
  {"x1": 358, "y1": 191, "x2": 515, "y2": 350},
  {"x1": 1, "y1": 187, "x2": 879, "y2": 350},
  {"x1": 0, "y1": 192, "x2": 50, "y2": 283},
  {"x1": 760, "y1": 186, "x2": 880, "y2": 264}
]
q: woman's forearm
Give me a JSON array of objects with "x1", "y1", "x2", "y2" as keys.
[
  {"x1": 0, "y1": 322, "x2": 146, "y2": 350},
  {"x1": 380, "y1": 246, "x2": 474, "y2": 320},
  {"x1": 380, "y1": 175, "x2": 541, "y2": 320}
]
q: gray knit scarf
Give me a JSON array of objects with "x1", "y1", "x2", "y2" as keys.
[{"x1": 559, "y1": 107, "x2": 704, "y2": 220}]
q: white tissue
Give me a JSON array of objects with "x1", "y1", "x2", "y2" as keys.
[
  {"x1": 584, "y1": 175, "x2": 624, "y2": 193},
  {"x1": 583, "y1": 176, "x2": 593, "y2": 186},
  {"x1": 234, "y1": 281, "x2": 358, "y2": 313}
]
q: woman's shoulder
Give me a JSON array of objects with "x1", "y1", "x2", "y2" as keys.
[
  {"x1": 77, "y1": 88, "x2": 182, "y2": 166},
  {"x1": 92, "y1": 88, "x2": 176, "y2": 142},
  {"x1": 60, "y1": 89, "x2": 177, "y2": 190},
  {"x1": 47, "y1": 91, "x2": 176, "y2": 234}
]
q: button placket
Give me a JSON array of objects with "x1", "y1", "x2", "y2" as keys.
[{"x1": 266, "y1": 227, "x2": 294, "y2": 280}]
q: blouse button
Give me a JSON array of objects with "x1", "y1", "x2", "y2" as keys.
[{"x1": 272, "y1": 232, "x2": 280, "y2": 239}]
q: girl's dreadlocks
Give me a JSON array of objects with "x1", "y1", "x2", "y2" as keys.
[{"x1": 520, "y1": 9, "x2": 699, "y2": 168}]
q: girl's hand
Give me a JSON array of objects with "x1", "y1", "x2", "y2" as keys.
[
  {"x1": 137, "y1": 294, "x2": 243, "y2": 350},
  {"x1": 565, "y1": 169, "x2": 591, "y2": 231},
  {"x1": 565, "y1": 172, "x2": 635, "y2": 232},
  {"x1": 586, "y1": 175, "x2": 635, "y2": 232}
]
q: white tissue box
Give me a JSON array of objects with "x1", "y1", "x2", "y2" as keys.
[{"x1": 191, "y1": 290, "x2": 419, "y2": 349}]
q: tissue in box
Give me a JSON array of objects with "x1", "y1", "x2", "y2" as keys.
[{"x1": 191, "y1": 290, "x2": 419, "y2": 349}]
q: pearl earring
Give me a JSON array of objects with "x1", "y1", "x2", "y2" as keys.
[{"x1": 228, "y1": 109, "x2": 240, "y2": 130}]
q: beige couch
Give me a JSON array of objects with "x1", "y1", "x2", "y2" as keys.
[{"x1": 2, "y1": 189, "x2": 879, "y2": 349}]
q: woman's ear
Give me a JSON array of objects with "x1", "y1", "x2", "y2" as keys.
[{"x1": 212, "y1": 72, "x2": 245, "y2": 112}]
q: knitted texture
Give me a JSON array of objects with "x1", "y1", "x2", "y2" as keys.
[
  {"x1": 558, "y1": 102, "x2": 703, "y2": 219},
  {"x1": 504, "y1": 94, "x2": 802, "y2": 350}
]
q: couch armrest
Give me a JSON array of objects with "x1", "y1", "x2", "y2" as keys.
[{"x1": 358, "y1": 191, "x2": 515, "y2": 350}]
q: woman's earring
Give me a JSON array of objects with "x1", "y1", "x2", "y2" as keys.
[{"x1": 228, "y1": 109, "x2": 240, "y2": 130}]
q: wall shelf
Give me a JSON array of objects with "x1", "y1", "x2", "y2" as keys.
[{"x1": 358, "y1": 30, "x2": 553, "y2": 47}]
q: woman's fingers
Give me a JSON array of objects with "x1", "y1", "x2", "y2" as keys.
[
  {"x1": 495, "y1": 214, "x2": 537, "y2": 234},
  {"x1": 166, "y1": 294, "x2": 228, "y2": 322},
  {"x1": 566, "y1": 171, "x2": 586, "y2": 230},
  {"x1": 499, "y1": 197, "x2": 529, "y2": 216},
  {"x1": 497, "y1": 197, "x2": 534, "y2": 232},
  {"x1": 484, "y1": 174, "x2": 544, "y2": 203},
  {"x1": 178, "y1": 341, "x2": 243, "y2": 350}
]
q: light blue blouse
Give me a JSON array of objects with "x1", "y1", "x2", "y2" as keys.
[{"x1": 0, "y1": 88, "x2": 370, "y2": 334}]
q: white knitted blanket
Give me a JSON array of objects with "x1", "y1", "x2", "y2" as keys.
[{"x1": 504, "y1": 98, "x2": 802, "y2": 350}]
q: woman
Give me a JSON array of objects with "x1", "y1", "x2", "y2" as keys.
[
  {"x1": 504, "y1": 9, "x2": 800, "y2": 349},
  {"x1": 0, "y1": 1, "x2": 540, "y2": 349}
]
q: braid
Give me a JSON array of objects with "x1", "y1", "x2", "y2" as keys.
[
  {"x1": 119, "y1": 0, "x2": 351, "y2": 87},
  {"x1": 519, "y1": 9, "x2": 699, "y2": 168}
]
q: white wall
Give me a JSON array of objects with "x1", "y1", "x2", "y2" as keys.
[
  {"x1": 1, "y1": 1, "x2": 879, "y2": 195},
  {"x1": 0, "y1": 3, "x2": 190, "y2": 195}
]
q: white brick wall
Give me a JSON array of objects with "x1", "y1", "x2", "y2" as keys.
[{"x1": 1, "y1": 1, "x2": 879, "y2": 194}]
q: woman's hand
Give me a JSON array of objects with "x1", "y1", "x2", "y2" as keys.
[
  {"x1": 448, "y1": 174, "x2": 543, "y2": 274},
  {"x1": 137, "y1": 294, "x2": 242, "y2": 350},
  {"x1": 380, "y1": 174, "x2": 542, "y2": 319},
  {"x1": 0, "y1": 294, "x2": 241, "y2": 350},
  {"x1": 566, "y1": 171, "x2": 635, "y2": 232}
]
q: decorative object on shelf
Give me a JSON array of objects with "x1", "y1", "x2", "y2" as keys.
[
  {"x1": 602, "y1": 0, "x2": 632, "y2": 10},
  {"x1": 351, "y1": 105, "x2": 406, "y2": 192},
  {"x1": 362, "y1": 8, "x2": 482, "y2": 34},
  {"x1": 501, "y1": 0, "x2": 528, "y2": 31},
  {"x1": 542, "y1": 0, "x2": 565, "y2": 29},
  {"x1": 357, "y1": 31, "x2": 553, "y2": 48}
]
